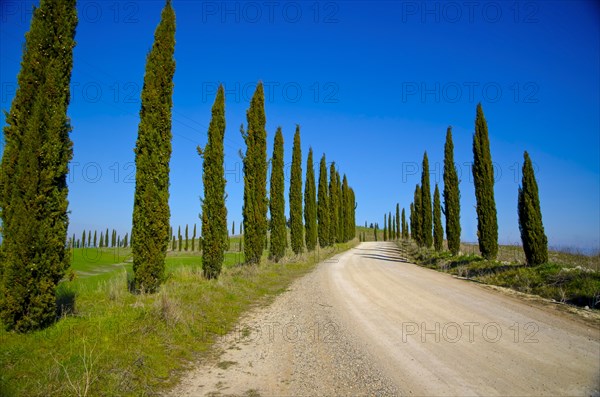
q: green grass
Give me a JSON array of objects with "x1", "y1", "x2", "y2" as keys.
[
  {"x1": 401, "y1": 240, "x2": 600, "y2": 309},
  {"x1": 0, "y1": 241, "x2": 356, "y2": 396}
]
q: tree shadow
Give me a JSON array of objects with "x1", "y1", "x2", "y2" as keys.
[{"x1": 56, "y1": 283, "x2": 76, "y2": 318}]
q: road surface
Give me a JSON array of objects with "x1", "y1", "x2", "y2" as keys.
[{"x1": 169, "y1": 242, "x2": 600, "y2": 396}]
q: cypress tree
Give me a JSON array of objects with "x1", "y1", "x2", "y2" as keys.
[
  {"x1": 131, "y1": 1, "x2": 176, "y2": 292},
  {"x1": 350, "y1": 187, "x2": 356, "y2": 239},
  {"x1": 199, "y1": 86, "x2": 228, "y2": 278},
  {"x1": 82, "y1": 230, "x2": 87, "y2": 249},
  {"x1": 241, "y1": 83, "x2": 268, "y2": 264},
  {"x1": 99, "y1": 231, "x2": 104, "y2": 248},
  {"x1": 93, "y1": 231, "x2": 97, "y2": 248},
  {"x1": 191, "y1": 224, "x2": 196, "y2": 251},
  {"x1": 414, "y1": 185, "x2": 422, "y2": 246},
  {"x1": 328, "y1": 163, "x2": 339, "y2": 246},
  {"x1": 289, "y1": 125, "x2": 303, "y2": 255},
  {"x1": 111, "y1": 229, "x2": 116, "y2": 248},
  {"x1": 402, "y1": 208, "x2": 408, "y2": 239},
  {"x1": 396, "y1": 204, "x2": 401, "y2": 240},
  {"x1": 433, "y1": 184, "x2": 444, "y2": 252},
  {"x1": 88, "y1": 230, "x2": 92, "y2": 248},
  {"x1": 105, "y1": 228, "x2": 109, "y2": 248},
  {"x1": 388, "y1": 211, "x2": 393, "y2": 242},
  {"x1": 341, "y1": 175, "x2": 350, "y2": 242},
  {"x1": 178, "y1": 226, "x2": 182, "y2": 252},
  {"x1": 518, "y1": 151, "x2": 548, "y2": 265},
  {"x1": 124, "y1": 233, "x2": 129, "y2": 248},
  {"x1": 472, "y1": 103, "x2": 498, "y2": 259},
  {"x1": 184, "y1": 224, "x2": 189, "y2": 251},
  {"x1": 409, "y1": 203, "x2": 415, "y2": 240},
  {"x1": 443, "y1": 127, "x2": 461, "y2": 255},
  {"x1": 0, "y1": 0, "x2": 77, "y2": 331},
  {"x1": 374, "y1": 223, "x2": 378, "y2": 241},
  {"x1": 336, "y1": 171, "x2": 343, "y2": 243},
  {"x1": 421, "y1": 152, "x2": 433, "y2": 248},
  {"x1": 383, "y1": 213, "x2": 387, "y2": 241},
  {"x1": 171, "y1": 236, "x2": 176, "y2": 251},
  {"x1": 317, "y1": 154, "x2": 330, "y2": 248},
  {"x1": 269, "y1": 127, "x2": 286, "y2": 261},
  {"x1": 304, "y1": 147, "x2": 318, "y2": 251},
  {"x1": 232, "y1": 221, "x2": 235, "y2": 236}
]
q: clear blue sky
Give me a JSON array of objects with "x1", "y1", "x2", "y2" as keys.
[{"x1": 1, "y1": 0, "x2": 599, "y2": 252}]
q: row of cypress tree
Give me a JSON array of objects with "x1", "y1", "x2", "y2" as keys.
[
  {"x1": 390, "y1": 103, "x2": 547, "y2": 266},
  {"x1": 71, "y1": 229, "x2": 128, "y2": 249}
]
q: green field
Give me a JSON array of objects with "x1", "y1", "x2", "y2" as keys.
[{"x1": 0, "y1": 239, "x2": 355, "y2": 396}]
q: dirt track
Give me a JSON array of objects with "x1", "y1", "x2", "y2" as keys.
[{"x1": 169, "y1": 242, "x2": 600, "y2": 396}]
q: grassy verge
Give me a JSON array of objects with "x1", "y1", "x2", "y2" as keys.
[
  {"x1": 401, "y1": 240, "x2": 600, "y2": 310},
  {"x1": 0, "y1": 240, "x2": 356, "y2": 396}
]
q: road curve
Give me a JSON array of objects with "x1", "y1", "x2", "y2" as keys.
[{"x1": 170, "y1": 242, "x2": 600, "y2": 396}]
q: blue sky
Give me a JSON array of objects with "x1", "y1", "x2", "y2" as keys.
[{"x1": 1, "y1": 0, "x2": 599, "y2": 252}]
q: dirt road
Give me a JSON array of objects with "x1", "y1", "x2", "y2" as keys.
[{"x1": 169, "y1": 242, "x2": 600, "y2": 396}]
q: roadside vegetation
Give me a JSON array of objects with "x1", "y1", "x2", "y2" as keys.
[
  {"x1": 0, "y1": 239, "x2": 356, "y2": 396},
  {"x1": 402, "y1": 239, "x2": 600, "y2": 310}
]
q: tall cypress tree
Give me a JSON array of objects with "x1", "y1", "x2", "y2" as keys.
[
  {"x1": 317, "y1": 154, "x2": 330, "y2": 248},
  {"x1": 289, "y1": 125, "x2": 303, "y2": 254},
  {"x1": 178, "y1": 226, "x2": 182, "y2": 252},
  {"x1": 388, "y1": 211, "x2": 394, "y2": 240},
  {"x1": 421, "y1": 152, "x2": 433, "y2": 248},
  {"x1": 191, "y1": 224, "x2": 196, "y2": 251},
  {"x1": 99, "y1": 231, "x2": 104, "y2": 248},
  {"x1": 336, "y1": 172, "x2": 343, "y2": 243},
  {"x1": 350, "y1": 187, "x2": 356, "y2": 239},
  {"x1": 433, "y1": 184, "x2": 444, "y2": 252},
  {"x1": 0, "y1": 0, "x2": 77, "y2": 331},
  {"x1": 184, "y1": 224, "x2": 189, "y2": 251},
  {"x1": 396, "y1": 204, "x2": 400, "y2": 240},
  {"x1": 518, "y1": 151, "x2": 548, "y2": 265},
  {"x1": 199, "y1": 85, "x2": 227, "y2": 278},
  {"x1": 374, "y1": 223, "x2": 378, "y2": 241},
  {"x1": 123, "y1": 233, "x2": 129, "y2": 248},
  {"x1": 341, "y1": 175, "x2": 350, "y2": 241},
  {"x1": 383, "y1": 213, "x2": 387, "y2": 241},
  {"x1": 328, "y1": 163, "x2": 339, "y2": 246},
  {"x1": 409, "y1": 203, "x2": 415, "y2": 240},
  {"x1": 304, "y1": 148, "x2": 318, "y2": 251},
  {"x1": 443, "y1": 127, "x2": 461, "y2": 255},
  {"x1": 93, "y1": 231, "x2": 97, "y2": 248},
  {"x1": 414, "y1": 185, "x2": 423, "y2": 246},
  {"x1": 402, "y1": 208, "x2": 408, "y2": 239},
  {"x1": 111, "y1": 229, "x2": 116, "y2": 248},
  {"x1": 82, "y1": 230, "x2": 87, "y2": 249},
  {"x1": 472, "y1": 103, "x2": 498, "y2": 259},
  {"x1": 269, "y1": 127, "x2": 286, "y2": 261},
  {"x1": 241, "y1": 83, "x2": 268, "y2": 264},
  {"x1": 131, "y1": 1, "x2": 176, "y2": 292}
]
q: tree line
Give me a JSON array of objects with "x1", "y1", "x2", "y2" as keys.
[
  {"x1": 0, "y1": 0, "x2": 357, "y2": 331},
  {"x1": 379, "y1": 103, "x2": 547, "y2": 268}
]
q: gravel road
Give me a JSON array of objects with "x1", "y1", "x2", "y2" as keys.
[{"x1": 169, "y1": 242, "x2": 600, "y2": 396}]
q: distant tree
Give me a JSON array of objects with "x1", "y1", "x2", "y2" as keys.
[
  {"x1": 472, "y1": 103, "x2": 498, "y2": 259},
  {"x1": 93, "y1": 231, "x2": 98, "y2": 248},
  {"x1": 317, "y1": 154, "x2": 330, "y2": 247},
  {"x1": 341, "y1": 175, "x2": 351, "y2": 242},
  {"x1": 409, "y1": 203, "x2": 415, "y2": 240},
  {"x1": 241, "y1": 82, "x2": 268, "y2": 264},
  {"x1": 433, "y1": 184, "x2": 444, "y2": 252},
  {"x1": 111, "y1": 229, "x2": 116, "y2": 248},
  {"x1": 304, "y1": 147, "x2": 318, "y2": 251},
  {"x1": 131, "y1": 1, "x2": 176, "y2": 292},
  {"x1": 518, "y1": 151, "x2": 548, "y2": 265},
  {"x1": 105, "y1": 228, "x2": 109, "y2": 247},
  {"x1": 443, "y1": 126, "x2": 461, "y2": 255},
  {"x1": 171, "y1": 235, "x2": 176, "y2": 251},
  {"x1": 388, "y1": 211, "x2": 393, "y2": 241},
  {"x1": 421, "y1": 152, "x2": 433, "y2": 248},
  {"x1": 374, "y1": 223, "x2": 378, "y2": 241},
  {"x1": 99, "y1": 231, "x2": 104, "y2": 248},
  {"x1": 199, "y1": 85, "x2": 228, "y2": 278},
  {"x1": 123, "y1": 233, "x2": 129, "y2": 248},
  {"x1": 232, "y1": 221, "x2": 235, "y2": 236},
  {"x1": 82, "y1": 230, "x2": 87, "y2": 249},
  {"x1": 269, "y1": 127, "x2": 287, "y2": 261},
  {"x1": 0, "y1": 0, "x2": 77, "y2": 331},
  {"x1": 289, "y1": 125, "x2": 303, "y2": 255}
]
